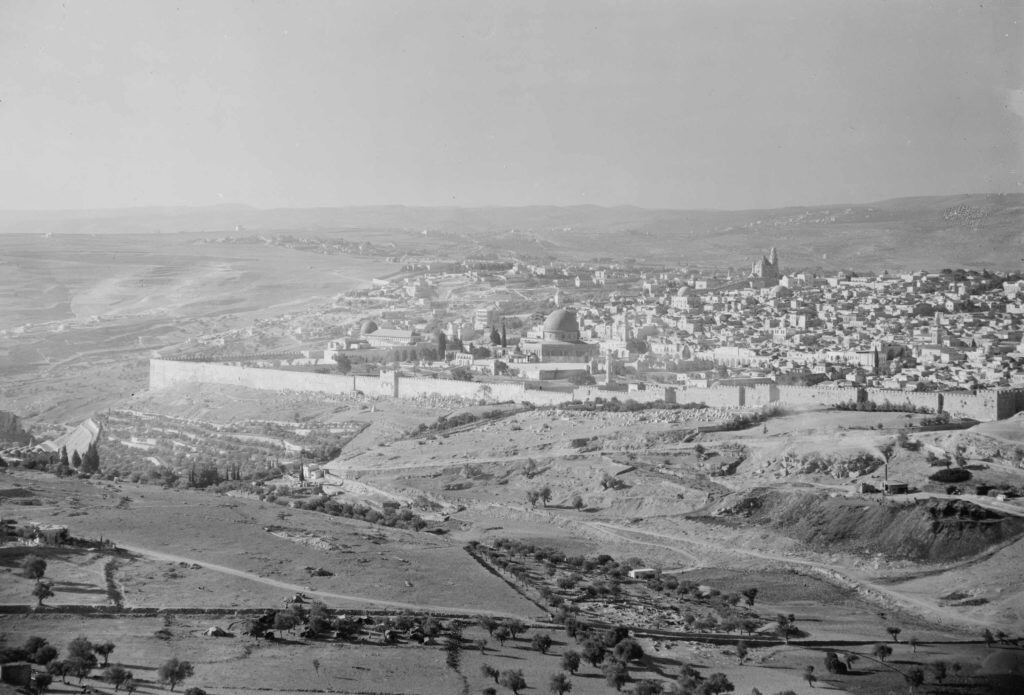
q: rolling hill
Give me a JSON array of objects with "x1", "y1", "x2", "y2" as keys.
[{"x1": 0, "y1": 193, "x2": 1021, "y2": 271}]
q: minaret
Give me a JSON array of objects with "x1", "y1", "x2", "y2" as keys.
[
  {"x1": 934, "y1": 312, "x2": 945, "y2": 345},
  {"x1": 604, "y1": 352, "x2": 613, "y2": 386}
]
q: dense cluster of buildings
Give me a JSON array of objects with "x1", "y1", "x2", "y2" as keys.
[{"x1": 343, "y1": 249, "x2": 1024, "y2": 396}]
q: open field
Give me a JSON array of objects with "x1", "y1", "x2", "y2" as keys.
[
  {"x1": 0, "y1": 471, "x2": 539, "y2": 617},
  {"x1": 0, "y1": 607, "x2": 1020, "y2": 694},
  {"x1": 3, "y1": 393, "x2": 1024, "y2": 693}
]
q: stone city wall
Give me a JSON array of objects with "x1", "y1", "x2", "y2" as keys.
[
  {"x1": 572, "y1": 385, "x2": 677, "y2": 404},
  {"x1": 863, "y1": 388, "x2": 942, "y2": 413},
  {"x1": 150, "y1": 360, "x2": 1024, "y2": 420},
  {"x1": 941, "y1": 389, "x2": 1024, "y2": 421},
  {"x1": 745, "y1": 384, "x2": 779, "y2": 408},
  {"x1": 526, "y1": 389, "x2": 579, "y2": 406},
  {"x1": 392, "y1": 373, "x2": 526, "y2": 402},
  {"x1": 774, "y1": 384, "x2": 859, "y2": 407},
  {"x1": 150, "y1": 359, "x2": 356, "y2": 396},
  {"x1": 676, "y1": 386, "x2": 745, "y2": 408}
]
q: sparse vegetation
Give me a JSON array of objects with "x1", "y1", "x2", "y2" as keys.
[{"x1": 158, "y1": 658, "x2": 195, "y2": 691}]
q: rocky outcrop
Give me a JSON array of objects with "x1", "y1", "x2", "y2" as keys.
[
  {"x1": 706, "y1": 488, "x2": 1024, "y2": 563},
  {"x1": 0, "y1": 410, "x2": 30, "y2": 445}
]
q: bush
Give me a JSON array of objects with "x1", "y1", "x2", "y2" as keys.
[{"x1": 929, "y1": 468, "x2": 971, "y2": 483}]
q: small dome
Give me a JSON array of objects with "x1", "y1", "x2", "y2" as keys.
[
  {"x1": 360, "y1": 320, "x2": 379, "y2": 335},
  {"x1": 543, "y1": 309, "x2": 580, "y2": 334}
]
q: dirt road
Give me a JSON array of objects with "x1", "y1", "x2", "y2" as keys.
[
  {"x1": 579, "y1": 520, "x2": 990, "y2": 631},
  {"x1": 116, "y1": 542, "x2": 532, "y2": 620}
]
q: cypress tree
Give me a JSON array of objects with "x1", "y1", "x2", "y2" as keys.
[{"x1": 81, "y1": 442, "x2": 100, "y2": 473}]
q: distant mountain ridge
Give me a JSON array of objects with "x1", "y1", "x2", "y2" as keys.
[{"x1": 0, "y1": 193, "x2": 1021, "y2": 271}]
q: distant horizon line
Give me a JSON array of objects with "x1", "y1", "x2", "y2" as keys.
[{"x1": 0, "y1": 191, "x2": 1021, "y2": 216}]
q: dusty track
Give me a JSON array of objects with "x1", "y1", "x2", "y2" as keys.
[
  {"x1": 116, "y1": 542, "x2": 532, "y2": 620},
  {"x1": 578, "y1": 520, "x2": 989, "y2": 631}
]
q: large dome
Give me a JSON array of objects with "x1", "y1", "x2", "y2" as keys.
[
  {"x1": 359, "y1": 319, "x2": 379, "y2": 335},
  {"x1": 543, "y1": 309, "x2": 580, "y2": 334}
]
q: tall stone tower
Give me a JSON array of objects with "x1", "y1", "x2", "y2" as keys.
[{"x1": 604, "y1": 352, "x2": 613, "y2": 386}]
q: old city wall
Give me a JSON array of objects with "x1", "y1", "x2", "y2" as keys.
[
  {"x1": 863, "y1": 388, "x2": 942, "y2": 413},
  {"x1": 150, "y1": 359, "x2": 357, "y2": 396},
  {"x1": 745, "y1": 384, "x2": 779, "y2": 407},
  {"x1": 352, "y1": 375, "x2": 383, "y2": 395},
  {"x1": 1005, "y1": 389, "x2": 1024, "y2": 419},
  {"x1": 571, "y1": 385, "x2": 677, "y2": 404},
  {"x1": 676, "y1": 386, "x2": 745, "y2": 408},
  {"x1": 940, "y1": 390, "x2": 1024, "y2": 421},
  {"x1": 525, "y1": 389, "x2": 578, "y2": 406},
  {"x1": 393, "y1": 374, "x2": 527, "y2": 402},
  {"x1": 151, "y1": 359, "x2": 566, "y2": 405},
  {"x1": 150, "y1": 360, "x2": 1024, "y2": 420},
  {"x1": 774, "y1": 385, "x2": 858, "y2": 407}
]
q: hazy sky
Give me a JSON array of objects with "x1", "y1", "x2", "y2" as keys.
[{"x1": 1, "y1": 1, "x2": 1021, "y2": 210}]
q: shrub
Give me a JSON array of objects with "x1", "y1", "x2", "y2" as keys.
[{"x1": 929, "y1": 468, "x2": 971, "y2": 483}]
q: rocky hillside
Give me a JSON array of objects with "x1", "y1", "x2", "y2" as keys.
[
  {"x1": 0, "y1": 410, "x2": 30, "y2": 445},
  {"x1": 704, "y1": 488, "x2": 1024, "y2": 563}
]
